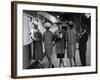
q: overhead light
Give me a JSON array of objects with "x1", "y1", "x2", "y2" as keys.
[
  {"x1": 57, "y1": 15, "x2": 60, "y2": 18},
  {"x1": 85, "y1": 13, "x2": 91, "y2": 18}
]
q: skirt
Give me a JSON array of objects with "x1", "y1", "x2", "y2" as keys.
[
  {"x1": 57, "y1": 54, "x2": 65, "y2": 58},
  {"x1": 33, "y1": 41, "x2": 43, "y2": 61},
  {"x1": 44, "y1": 44, "x2": 53, "y2": 59},
  {"x1": 67, "y1": 45, "x2": 76, "y2": 58}
]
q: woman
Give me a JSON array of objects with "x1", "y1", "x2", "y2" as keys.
[
  {"x1": 31, "y1": 23, "x2": 43, "y2": 61},
  {"x1": 54, "y1": 23, "x2": 66, "y2": 67},
  {"x1": 43, "y1": 21, "x2": 54, "y2": 68},
  {"x1": 66, "y1": 21, "x2": 77, "y2": 67}
]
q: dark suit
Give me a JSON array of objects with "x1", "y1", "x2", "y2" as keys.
[{"x1": 79, "y1": 31, "x2": 88, "y2": 66}]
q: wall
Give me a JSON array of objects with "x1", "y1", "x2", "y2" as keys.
[
  {"x1": 0, "y1": 0, "x2": 100, "y2": 80},
  {"x1": 23, "y1": 13, "x2": 33, "y2": 69},
  {"x1": 23, "y1": 13, "x2": 32, "y2": 46}
]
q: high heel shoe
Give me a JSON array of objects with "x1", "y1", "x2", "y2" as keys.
[{"x1": 52, "y1": 64, "x2": 55, "y2": 68}]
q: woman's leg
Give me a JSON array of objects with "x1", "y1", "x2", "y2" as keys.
[
  {"x1": 69, "y1": 58, "x2": 72, "y2": 67},
  {"x1": 73, "y1": 57, "x2": 76, "y2": 66},
  {"x1": 46, "y1": 53, "x2": 54, "y2": 68},
  {"x1": 61, "y1": 58, "x2": 64, "y2": 67},
  {"x1": 46, "y1": 55, "x2": 51, "y2": 68},
  {"x1": 59, "y1": 58, "x2": 62, "y2": 67}
]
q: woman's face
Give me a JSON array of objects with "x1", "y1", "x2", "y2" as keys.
[
  {"x1": 44, "y1": 22, "x2": 52, "y2": 30},
  {"x1": 34, "y1": 25, "x2": 38, "y2": 29},
  {"x1": 45, "y1": 27, "x2": 50, "y2": 30},
  {"x1": 67, "y1": 26, "x2": 70, "y2": 30},
  {"x1": 58, "y1": 24, "x2": 62, "y2": 30}
]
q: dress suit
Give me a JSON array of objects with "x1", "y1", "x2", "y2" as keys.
[
  {"x1": 66, "y1": 29, "x2": 77, "y2": 58},
  {"x1": 33, "y1": 30, "x2": 43, "y2": 61},
  {"x1": 43, "y1": 30, "x2": 54, "y2": 59},
  {"x1": 79, "y1": 31, "x2": 88, "y2": 66},
  {"x1": 54, "y1": 29, "x2": 66, "y2": 58}
]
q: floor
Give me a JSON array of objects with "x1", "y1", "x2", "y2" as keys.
[
  {"x1": 41, "y1": 43, "x2": 81, "y2": 68},
  {"x1": 28, "y1": 37, "x2": 91, "y2": 69}
]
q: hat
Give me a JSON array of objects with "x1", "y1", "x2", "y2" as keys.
[
  {"x1": 44, "y1": 21, "x2": 52, "y2": 28},
  {"x1": 32, "y1": 18, "x2": 38, "y2": 26},
  {"x1": 65, "y1": 20, "x2": 68, "y2": 24},
  {"x1": 68, "y1": 21, "x2": 73, "y2": 25},
  {"x1": 32, "y1": 23, "x2": 38, "y2": 29},
  {"x1": 68, "y1": 21, "x2": 74, "y2": 29}
]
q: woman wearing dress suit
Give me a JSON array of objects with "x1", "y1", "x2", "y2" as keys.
[
  {"x1": 31, "y1": 23, "x2": 43, "y2": 61},
  {"x1": 54, "y1": 23, "x2": 66, "y2": 67},
  {"x1": 79, "y1": 24, "x2": 88, "y2": 66},
  {"x1": 66, "y1": 21, "x2": 77, "y2": 67},
  {"x1": 43, "y1": 21, "x2": 54, "y2": 68}
]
